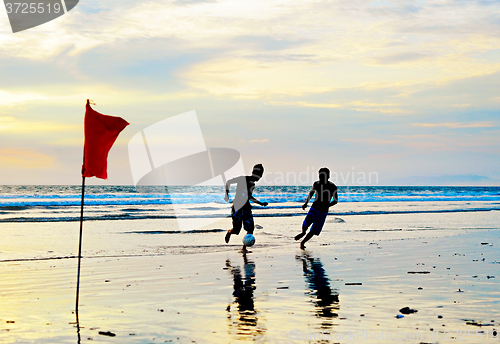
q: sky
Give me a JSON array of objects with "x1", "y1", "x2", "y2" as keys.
[{"x1": 0, "y1": 0, "x2": 499, "y2": 185}]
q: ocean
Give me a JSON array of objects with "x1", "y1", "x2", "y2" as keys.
[{"x1": 1, "y1": 185, "x2": 499, "y2": 223}]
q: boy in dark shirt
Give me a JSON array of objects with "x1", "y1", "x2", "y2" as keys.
[
  {"x1": 295, "y1": 167, "x2": 338, "y2": 249},
  {"x1": 224, "y1": 164, "x2": 268, "y2": 250}
]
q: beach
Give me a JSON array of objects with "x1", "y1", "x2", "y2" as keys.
[
  {"x1": 1, "y1": 188, "x2": 499, "y2": 343},
  {"x1": 2, "y1": 0, "x2": 500, "y2": 342}
]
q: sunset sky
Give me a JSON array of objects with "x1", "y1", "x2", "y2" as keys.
[{"x1": 0, "y1": 0, "x2": 499, "y2": 185}]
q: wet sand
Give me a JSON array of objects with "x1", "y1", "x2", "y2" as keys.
[{"x1": 1, "y1": 211, "x2": 499, "y2": 343}]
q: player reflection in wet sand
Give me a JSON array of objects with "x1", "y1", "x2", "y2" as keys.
[
  {"x1": 225, "y1": 253, "x2": 266, "y2": 339},
  {"x1": 296, "y1": 252, "x2": 339, "y2": 329}
]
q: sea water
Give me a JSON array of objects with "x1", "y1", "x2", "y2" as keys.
[{"x1": 1, "y1": 185, "x2": 499, "y2": 222}]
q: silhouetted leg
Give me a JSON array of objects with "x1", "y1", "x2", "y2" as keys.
[
  {"x1": 225, "y1": 228, "x2": 233, "y2": 243},
  {"x1": 295, "y1": 225, "x2": 308, "y2": 241},
  {"x1": 297, "y1": 209, "x2": 314, "y2": 241},
  {"x1": 228, "y1": 207, "x2": 243, "y2": 245},
  {"x1": 241, "y1": 212, "x2": 254, "y2": 252},
  {"x1": 300, "y1": 231, "x2": 314, "y2": 249}
]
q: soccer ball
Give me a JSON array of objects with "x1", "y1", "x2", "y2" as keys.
[{"x1": 242, "y1": 234, "x2": 255, "y2": 247}]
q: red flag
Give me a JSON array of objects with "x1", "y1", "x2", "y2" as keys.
[{"x1": 82, "y1": 99, "x2": 129, "y2": 179}]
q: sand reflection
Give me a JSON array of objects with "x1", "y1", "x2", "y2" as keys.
[{"x1": 297, "y1": 252, "x2": 339, "y2": 329}]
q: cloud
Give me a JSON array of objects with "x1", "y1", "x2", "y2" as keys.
[
  {"x1": 341, "y1": 138, "x2": 400, "y2": 145},
  {"x1": 0, "y1": 149, "x2": 56, "y2": 169},
  {"x1": 270, "y1": 100, "x2": 408, "y2": 114},
  {"x1": 2, "y1": 0, "x2": 499, "y2": 98},
  {"x1": 0, "y1": 90, "x2": 48, "y2": 106},
  {"x1": 400, "y1": 131, "x2": 500, "y2": 152},
  {"x1": 249, "y1": 138, "x2": 269, "y2": 143},
  {"x1": 395, "y1": 134, "x2": 437, "y2": 139},
  {"x1": 411, "y1": 122, "x2": 496, "y2": 128},
  {"x1": 370, "y1": 52, "x2": 432, "y2": 65},
  {"x1": 0, "y1": 0, "x2": 500, "y2": 184},
  {"x1": 451, "y1": 104, "x2": 472, "y2": 107},
  {"x1": 244, "y1": 53, "x2": 319, "y2": 63},
  {"x1": 0, "y1": 116, "x2": 78, "y2": 132},
  {"x1": 386, "y1": 174, "x2": 496, "y2": 186},
  {"x1": 270, "y1": 101, "x2": 342, "y2": 108}
]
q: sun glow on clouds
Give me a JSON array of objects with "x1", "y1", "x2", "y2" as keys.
[
  {"x1": 271, "y1": 101, "x2": 342, "y2": 108},
  {"x1": 249, "y1": 138, "x2": 269, "y2": 143},
  {"x1": 1, "y1": 0, "x2": 499, "y2": 101},
  {"x1": 0, "y1": 149, "x2": 55, "y2": 169},
  {"x1": 0, "y1": 116, "x2": 78, "y2": 132},
  {"x1": 0, "y1": 91, "x2": 47, "y2": 106},
  {"x1": 270, "y1": 100, "x2": 409, "y2": 114},
  {"x1": 0, "y1": 0, "x2": 499, "y2": 183},
  {"x1": 0, "y1": 0, "x2": 285, "y2": 60}
]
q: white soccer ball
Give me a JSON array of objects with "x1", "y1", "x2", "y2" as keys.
[{"x1": 242, "y1": 234, "x2": 256, "y2": 247}]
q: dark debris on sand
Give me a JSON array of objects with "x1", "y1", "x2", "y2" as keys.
[
  {"x1": 464, "y1": 319, "x2": 495, "y2": 327},
  {"x1": 400, "y1": 307, "x2": 418, "y2": 315},
  {"x1": 99, "y1": 331, "x2": 116, "y2": 337}
]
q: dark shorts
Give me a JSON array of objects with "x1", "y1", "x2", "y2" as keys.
[
  {"x1": 302, "y1": 207, "x2": 328, "y2": 235},
  {"x1": 231, "y1": 206, "x2": 254, "y2": 235}
]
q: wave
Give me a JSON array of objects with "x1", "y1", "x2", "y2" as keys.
[
  {"x1": 1, "y1": 186, "x2": 499, "y2": 223},
  {"x1": 1, "y1": 206, "x2": 498, "y2": 223},
  {"x1": 0, "y1": 205, "x2": 31, "y2": 210},
  {"x1": 0, "y1": 214, "x2": 177, "y2": 222},
  {"x1": 1, "y1": 194, "x2": 500, "y2": 208}
]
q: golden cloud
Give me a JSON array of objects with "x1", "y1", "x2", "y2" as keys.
[
  {"x1": 0, "y1": 149, "x2": 56, "y2": 169},
  {"x1": 249, "y1": 138, "x2": 269, "y2": 143},
  {"x1": 0, "y1": 116, "x2": 78, "y2": 132}
]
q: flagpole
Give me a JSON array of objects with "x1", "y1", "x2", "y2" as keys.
[
  {"x1": 75, "y1": 175, "x2": 86, "y2": 316},
  {"x1": 74, "y1": 98, "x2": 128, "y2": 325}
]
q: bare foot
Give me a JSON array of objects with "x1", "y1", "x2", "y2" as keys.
[
  {"x1": 241, "y1": 245, "x2": 251, "y2": 253},
  {"x1": 300, "y1": 242, "x2": 306, "y2": 250}
]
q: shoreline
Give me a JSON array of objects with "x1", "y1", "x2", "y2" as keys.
[{"x1": 1, "y1": 199, "x2": 499, "y2": 224}]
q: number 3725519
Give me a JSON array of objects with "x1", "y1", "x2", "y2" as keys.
[{"x1": 5, "y1": 2, "x2": 62, "y2": 14}]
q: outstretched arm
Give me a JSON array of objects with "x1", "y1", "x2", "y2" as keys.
[
  {"x1": 249, "y1": 195, "x2": 268, "y2": 207},
  {"x1": 302, "y1": 187, "x2": 315, "y2": 210}
]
